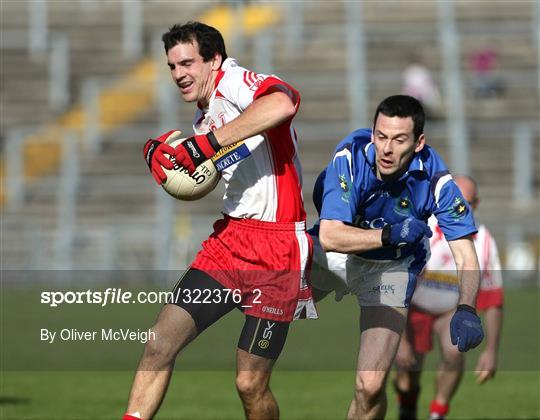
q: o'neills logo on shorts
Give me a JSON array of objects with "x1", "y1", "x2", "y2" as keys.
[
  {"x1": 369, "y1": 284, "x2": 396, "y2": 295},
  {"x1": 262, "y1": 306, "x2": 284, "y2": 316}
]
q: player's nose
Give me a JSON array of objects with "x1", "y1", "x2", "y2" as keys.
[
  {"x1": 172, "y1": 68, "x2": 184, "y2": 82},
  {"x1": 382, "y1": 139, "x2": 393, "y2": 154}
]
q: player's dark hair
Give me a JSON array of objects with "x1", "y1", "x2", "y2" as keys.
[
  {"x1": 162, "y1": 21, "x2": 228, "y2": 62},
  {"x1": 373, "y1": 95, "x2": 425, "y2": 141}
]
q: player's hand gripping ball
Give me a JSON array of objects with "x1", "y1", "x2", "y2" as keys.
[
  {"x1": 173, "y1": 131, "x2": 222, "y2": 174},
  {"x1": 143, "y1": 130, "x2": 177, "y2": 185},
  {"x1": 143, "y1": 130, "x2": 220, "y2": 201}
]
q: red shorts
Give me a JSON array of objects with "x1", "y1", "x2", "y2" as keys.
[
  {"x1": 191, "y1": 216, "x2": 318, "y2": 322},
  {"x1": 407, "y1": 306, "x2": 438, "y2": 354}
]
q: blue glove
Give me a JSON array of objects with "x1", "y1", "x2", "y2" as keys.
[
  {"x1": 382, "y1": 217, "x2": 432, "y2": 247},
  {"x1": 450, "y1": 304, "x2": 484, "y2": 352}
]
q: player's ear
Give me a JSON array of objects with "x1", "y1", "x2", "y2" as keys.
[
  {"x1": 414, "y1": 134, "x2": 425, "y2": 153},
  {"x1": 211, "y1": 53, "x2": 222, "y2": 71}
]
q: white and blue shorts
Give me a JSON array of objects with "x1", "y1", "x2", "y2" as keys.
[{"x1": 310, "y1": 236, "x2": 429, "y2": 307}]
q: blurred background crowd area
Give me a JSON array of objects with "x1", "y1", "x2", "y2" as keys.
[{"x1": 0, "y1": 0, "x2": 538, "y2": 282}]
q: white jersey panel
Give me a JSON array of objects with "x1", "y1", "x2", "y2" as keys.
[
  {"x1": 412, "y1": 216, "x2": 503, "y2": 314},
  {"x1": 192, "y1": 58, "x2": 303, "y2": 222}
]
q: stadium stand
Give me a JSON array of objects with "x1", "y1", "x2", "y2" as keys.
[{"x1": 1, "y1": 1, "x2": 538, "y2": 271}]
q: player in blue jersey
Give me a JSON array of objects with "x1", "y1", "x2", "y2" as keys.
[{"x1": 309, "y1": 95, "x2": 484, "y2": 419}]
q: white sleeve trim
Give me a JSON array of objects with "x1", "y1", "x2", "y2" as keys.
[
  {"x1": 434, "y1": 174, "x2": 453, "y2": 207},
  {"x1": 333, "y1": 148, "x2": 353, "y2": 182}
]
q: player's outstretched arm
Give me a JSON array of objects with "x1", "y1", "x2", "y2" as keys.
[
  {"x1": 319, "y1": 217, "x2": 432, "y2": 254},
  {"x1": 448, "y1": 236, "x2": 484, "y2": 352},
  {"x1": 448, "y1": 236, "x2": 480, "y2": 307},
  {"x1": 319, "y1": 219, "x2": 384, "y2": 253}
]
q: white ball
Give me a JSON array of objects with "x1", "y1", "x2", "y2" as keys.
[{"x1": 161, "y1": 132, "x2": 220, "y2": 201}]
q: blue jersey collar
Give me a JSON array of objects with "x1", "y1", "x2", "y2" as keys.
[{"x1": 408, "y1": 154, "x2": 425, "y2": 173}]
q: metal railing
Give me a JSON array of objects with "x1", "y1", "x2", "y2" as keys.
[
  {"x1": 28, "y1": 0, "x2": 48, "y2": 56},
  {"x1": 513, "y1": 123, "x2": 535, "y2": 206},
  {"x1": 345, "y1": 1, "x2": 368, "y2": 130},
  {"x1": 55, "y1": 132, "x2": 79, "y2": 269},
  {"x1": 122, "y1": 0, "x2": 143, "y2": 60},
  {"x1": 438, "y1": 0, "x2": 469, "y2": 175}
]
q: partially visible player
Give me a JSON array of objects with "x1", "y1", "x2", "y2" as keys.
[
  {"x1": 393, "y1": 175, "x2": 503, "y2": 420},
  {"x1": 309, "y1": 95, "x2": 484, "y2": 419},
  {"x1": 124, "y1": 21, "x2": 316, "y2": 420}
]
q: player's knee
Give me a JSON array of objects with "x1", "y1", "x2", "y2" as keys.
[
  {"x1": 441, "y1": 351, "x2": 465, "y2": 371},
  {"x1": 142, "y1": 329, "x2": 180, "y2": 366},
  {"x1": 235, "y1": 371, "x2": 267, "y2": 400},
  {"x1": 356, "y1": 372, "x2": 386, "y2": 403}
]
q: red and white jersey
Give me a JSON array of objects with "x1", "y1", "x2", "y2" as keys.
[
  {"x1": 411, "y1": 216, "x2": 504, "y2": 314},
  {"x1": 193, "y1": 58, "x2": 305, "y2": 223}
]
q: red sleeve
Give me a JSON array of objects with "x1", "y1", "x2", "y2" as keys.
[
  {"x1": 253, "y1": 76, "x2": 301, "y2": 114},
  {"x1": 476, "y1": 288, "x2": 504, "y2": 311}
]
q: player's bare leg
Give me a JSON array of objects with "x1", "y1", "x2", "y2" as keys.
[
  {"x1": 394, "y1": 356, "x2": 424, "y2": 392},
  {"x1": 433, "y1": 311, "x2": 465, "y2": 405},
  {"x1": 393, "y1": 331, "x2": 425, "y2": 419},
  {"x1": 394, "y1": 353, "x2": 424, "y2": 419},
  {"x1": 348, "y1": 306, "x2": 407, "y2": 420},
  {"x1": 236, "y1": 349, "x2": 278, "y2": 420},
  {"x1": 126, "y1": 304, "x2": 197, "y2": 419},
  {"x1": 394, "y1": 326, "x2": 425, "y2": 390}
]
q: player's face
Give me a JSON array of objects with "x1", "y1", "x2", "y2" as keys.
[
  {"x1": 372, "y1": 114, "x2": 425, "y2": 181},
  {"x1": 167, "y1": 41, "x2": 221, "y2": 107}
]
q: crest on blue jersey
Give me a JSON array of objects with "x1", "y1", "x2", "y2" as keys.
[
  {"x1": 338, "y1": 174, "x2": 349, "y2": 192},
  {"x1": 448, "y1": 197, "x2": 468, "y2": 219},
  {"x1": 394, "y1": 196, "x2": 411, "y2": 216},
  {"x1": 338, "y1": 174, "x2": 351, "y2": 203}
]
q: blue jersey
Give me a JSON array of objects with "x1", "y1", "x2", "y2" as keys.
[{"x1": 313, "y1": 128, "x2": 477, "y2": 261}]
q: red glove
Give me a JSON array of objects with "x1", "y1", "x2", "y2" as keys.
[
  {"x1": 143, "y1": 130, "x2": 181, "y2": 185},
  {"x1": 173, "y1": 132, "x2": 221, "y2": 174}
]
